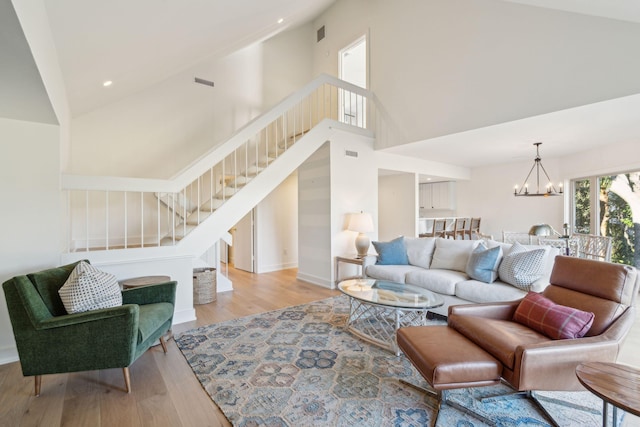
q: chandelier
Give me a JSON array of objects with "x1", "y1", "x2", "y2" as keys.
[{"x1": 513, "y1": 142, "x2": 563, "y2": 197}]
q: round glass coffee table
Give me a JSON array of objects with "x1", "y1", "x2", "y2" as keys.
[{"x1": 338, "y1": 278, "x2": 444, "y2": 355}]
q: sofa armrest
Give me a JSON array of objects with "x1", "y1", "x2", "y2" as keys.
[
  {"x1": 512, "y1": 306, "x2": 636, "y2": 391},
  {"x1": 448, "y1": 300, "x2": 521, "y2": 320},
  {"x1": 362, "y1": 255, "x2": 377, "y2": 277},
  {"x1": 122, "y1": 281, "x2": 177, "y2": 306}
]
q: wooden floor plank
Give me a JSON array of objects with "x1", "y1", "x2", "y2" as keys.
[
  {"x1": 0, "y1": 362, "x2": 36, "y2": 426},
  {"x1": 59, "y1": 371, "x2": 101, "y2": 427},
  {"x1": 130, "y1": 348, "x2": 183, "y2": 427},
  {"x1": 98, "y1": 368, "x2": 143, "y2": 427},
  {"x1": 18, "y1": 373, "x2": 67, "y2": 427}
]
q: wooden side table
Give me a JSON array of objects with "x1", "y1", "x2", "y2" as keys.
[
  {"x1": 576, "y1": 362, "x2": 640, "y2": 427},
  {"x1": 335, "y1": 255, "x2": 369, "y2": 285},
  {"x1": 120, "y1": 275, "x2": 171, "y2": 289}
]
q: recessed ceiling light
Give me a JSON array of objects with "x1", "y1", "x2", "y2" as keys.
[
  {"x1": 103, "y1": 80, "x2": 113, "y2": 87},
  {"x1": 427, "y1": 178, "x2": 432, "y2": 181},
  {"x1": 277, "y1": 18, "x2": 284, "y2": 24}
]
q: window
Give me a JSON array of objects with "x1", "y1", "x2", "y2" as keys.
[{"x1": 571, "y1": 172, "x2": 640, "y2": 266}]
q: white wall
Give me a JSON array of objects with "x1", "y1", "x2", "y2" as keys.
[
  {"x1": 314, "y1": 0, "x2": 640, "y2": 148},
  {"x1": 457, "y1": 141, "x2": 640, "y2": 243},
  {"x1": 297, "y1": 130, "x2": 377, "y2": 287},
  {"x1": 262, "y1": 24, "x2": 315, "y2": 109},
  {"x1": 330, "y1": 133, "x2": 378, "y2": 284},
  {"x1": 256, "y1": 172, "x2": 299, "y2": 273},
  {"x1": 68, "y1": 24, "x2": 316, "y2": 180},
  {"x1": 297, "y1": 143, "x2": 332, "y2": 285},
  {"x1": 0, "y1": 117, "x2": 61, "y2": 363},
  {"x1": 457, "y1": 157, "x2": 564, "y2": 241},
  {"x1": 560, "y1": 140, "x2": 640, "y2": 181},
  {"x1": 378, "y1": 173, "x2": 418, "y2": 241},
  {"x1": 70, "y1": 45, "x2": 264, "y2": 179}
]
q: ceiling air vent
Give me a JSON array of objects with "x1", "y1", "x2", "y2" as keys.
[
  {"x1": 194, "y1": 77, "x2": 215, "y2": 87},
  {"x1": 345, "y1": 150, "x2": 358, "y2": 158},
  {"x1": 317, "y1": 25, "x2": 325, "y2": 42}
]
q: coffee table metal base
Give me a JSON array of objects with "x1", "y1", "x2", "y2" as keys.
[{"x1": 345, "y1": 296, "x2": 428, "y2": 356}]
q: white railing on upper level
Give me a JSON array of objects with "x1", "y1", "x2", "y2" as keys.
[{"x1": 62, "y1": 74, "x2": 375, "y2": 253}]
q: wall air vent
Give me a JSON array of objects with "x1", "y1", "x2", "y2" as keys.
[
  {"x1": 194, "y1": 77, "x2": 215, "y2": 87},
  {"x1": 317, "y1": 25, "x2": 325, "y2": 42},
  {"x1": 345, "y1": 150, "x2": 358, "y2": 158}
]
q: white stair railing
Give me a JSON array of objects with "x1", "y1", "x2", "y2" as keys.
[{"x1": 62, "y1": 75, "x2": 375, "y2": 253}]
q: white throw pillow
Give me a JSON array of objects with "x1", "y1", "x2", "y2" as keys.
[
  {"x1": 404, "y1": 237, "x2": 436, "y2": 269},
  {"x1": 58, "y1": 261, "x2": 122, "y2": 314},
  {"x1": 498, "y1": 242, "x2": 547, "y2": 291},
  {"x1": 430, "y1": 238, "x2": 480, "y2": 272}
]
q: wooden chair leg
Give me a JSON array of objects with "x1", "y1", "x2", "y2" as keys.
[
  {"x1": 159, "y1": 336, "x2": 168, "y2": 354},
  {"x1": 123, "y1": 367, "x2": 131, "y2": 393},
  {"x1": 34, "y1": 375, "x2": 41, "y2": 396}
]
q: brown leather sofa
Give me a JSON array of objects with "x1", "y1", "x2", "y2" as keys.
[{"x1": 398, "y1": 255, "x2": 639, "y2": 426}]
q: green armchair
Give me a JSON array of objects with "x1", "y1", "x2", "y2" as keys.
[{"x1": 2, "y1": 260, "x2": 177, "y2": 395}]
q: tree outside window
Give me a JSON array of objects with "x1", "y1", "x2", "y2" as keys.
[{"x1": 573, "y1": 172, "x2": 640, "y2": 267}]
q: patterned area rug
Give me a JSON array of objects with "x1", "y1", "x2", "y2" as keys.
[{"x1": 176, "y1": 295, "x2": 615, "y2": 426}]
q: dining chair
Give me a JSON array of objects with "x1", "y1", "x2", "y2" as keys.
[
  {"x1": 428, "y1": 218, "x2": 447, "y2": 238},
  {"x1": 573, "y1": 234, "x2": 613, "y2": 262},
  {"x1": 445, "y1": 218, "x2": 467, "y2": 240},
  {"x1": 466, "y1": 217, "x2": 481, "y2": 239},
  {"x1": 502, "y1": 231, "x2": 533, "y2": 244}
]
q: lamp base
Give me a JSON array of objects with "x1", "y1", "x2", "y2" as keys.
[{"x1": 355, "y1": 233, "x2": 370, "y2": 258}]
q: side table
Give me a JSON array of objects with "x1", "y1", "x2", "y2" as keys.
[
  {"x1": 576, "y1": 361, "x2": 640, "y2": 427},
  {"x1": 120, "y1": 275, "x2": 171, "y2": 289},
  {"x1": 335, "y1": 255, "x2": 369, "y2": 285}
]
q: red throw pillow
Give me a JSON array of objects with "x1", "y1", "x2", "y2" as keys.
[{"x1": 513, "y1": 292, "x2": 595, "y2": 340}]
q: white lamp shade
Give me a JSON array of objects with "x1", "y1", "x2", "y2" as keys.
[{"x1": 347, "y1": 212, "x2": 374, "y2": 233}]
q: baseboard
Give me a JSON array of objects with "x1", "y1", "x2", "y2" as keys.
[
  {"x1": 173, "y1": 308, "x2": 197, "y2": 325},
  {"x1": 256, "y1": 262, "x2": 298, "y2": 274},
  {"x1": 0, "y1": 345, "x2": 19, "y2": 365},
  {"x1": 296, "y1": 272, "x2": 334, "y2": 289}
]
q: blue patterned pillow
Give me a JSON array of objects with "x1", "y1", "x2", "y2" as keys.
[
  {"x1": 372, "y1": 236, "x2": 409, "y2": 265},
  {"x1": 465, "y1": 243, "x2": 502, "y2": 283}
]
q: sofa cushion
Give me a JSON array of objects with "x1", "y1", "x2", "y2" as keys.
[
  {"x1": 365, "y1": 265, "x2": 423, "y2": 283},
  {"x1": 405, "y1": 269, "x2": 468, "y2": 296},
  {"x1": 513, "y1": 292, "x2": 595, "y2": 340},
  {"x1": 498, "y1": 242, "x2": 547, "y2": 291},
  {"x1": 404, "y1": 237, "x2": 436, "y2": 269},
  {"x1": 430, "y1": 238, "x2": 480, "y2": 272},
  {"x1": 372, "y1": 236, "x2": 409, "y2": 265},
  {"x1": 58, "y1": 261, "x2": 123, "y2": 314},
  {"x1": 465, "y1": 243, "x2": 502, "y2": 283},
  {"x1": 449, "y1": 314, "x2": 550, "y2": 369},
  {"x1": 455, "y1": 280, "x2": 527, "y2": 303}
]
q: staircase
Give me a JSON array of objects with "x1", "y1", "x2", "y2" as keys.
[{"x1": 62, "y1": 74, "x2": 375, "y2": 257}]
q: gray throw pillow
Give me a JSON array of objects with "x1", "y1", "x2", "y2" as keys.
[
  {"x1": 58, "y1": 261, "x2": 122, "y2": 314},
  {"x1": 498, "y1": 242, "x2": 546, "y2": 291}
]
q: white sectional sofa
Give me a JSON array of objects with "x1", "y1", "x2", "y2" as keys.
[{"x1": 362, "y1": 236, "x2": 560, "y2": 317}]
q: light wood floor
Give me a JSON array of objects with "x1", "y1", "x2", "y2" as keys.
[
  {"x1": 1, "y1": 266, "x2": 639, "y2": 426},
  {"x1": 0, "y1": 267, "x2": 338, "y2": 427}
]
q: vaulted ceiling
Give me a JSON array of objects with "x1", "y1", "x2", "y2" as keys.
[{"x1": 4, "y1": 0, "x2": 640, "y2": 170}]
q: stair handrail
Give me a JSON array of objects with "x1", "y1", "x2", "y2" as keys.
[{"x1": 62, "y1": 74, "x2": 373, "y2": 193}]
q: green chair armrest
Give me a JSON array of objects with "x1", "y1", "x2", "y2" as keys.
[
  {"x1": 36, "y1": 304, "x2": 138, "y2": 330},
  {"x1": 122, "y1": 281, "x2": 177, "y2": 306}
]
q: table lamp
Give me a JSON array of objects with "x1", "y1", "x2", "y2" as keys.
[{"x1": 347, "y1": 212, "x2": 374, "y2": 258}]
